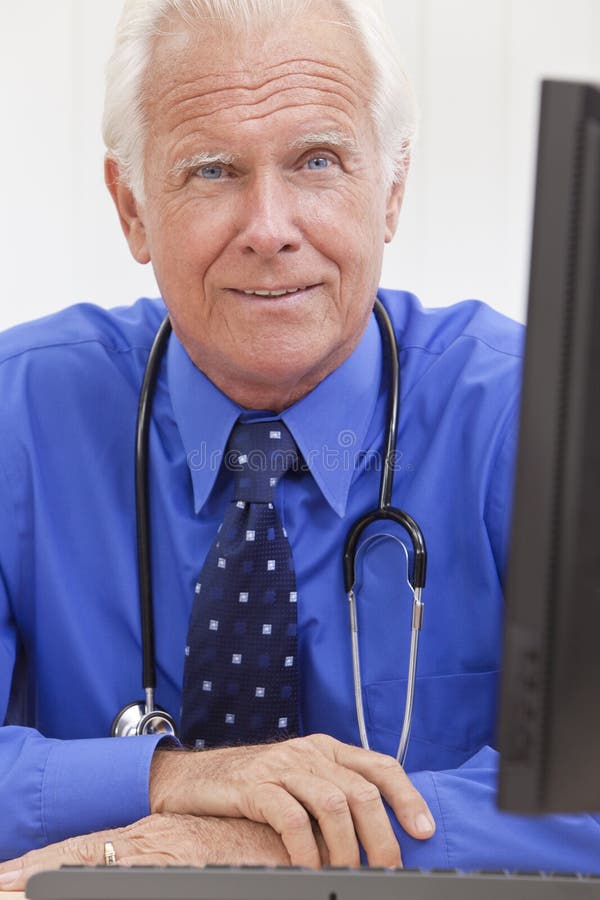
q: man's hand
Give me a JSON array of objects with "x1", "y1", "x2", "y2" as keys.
[
  {"x1": 150, "y1": 734, "x2": 435, "y2": 869},
  {"x1": 0, "y1": 814, "x2": 292, "y2": 892}
]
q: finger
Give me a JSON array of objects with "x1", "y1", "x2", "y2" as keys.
[
  {"x1": 0, "y1": 830, "x2": 126, "y2": 891},
  {"x1": 0, "y1": 863, "x2": 33, "y2": 892},
  {"x1": 299, "y1": 760, "x2": 402, "y2": 868},
  {"x1": 329, "y1": 741, "x2": 436, "y2": 840},
  {"x1": 250, "y1": 782, "x2": 323, "y2": 869},
  {"x1": 276, "y1": 771, "x2": 362, "y2": 868},
  {"x1": 246, "y1": 739, "x2": 399, "y2": 866},
  {"x1": 0, "y1": 839, "x2": 102, "y2": 892}
]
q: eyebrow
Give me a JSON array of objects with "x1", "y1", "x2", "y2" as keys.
[
  {"x1": 169, "y1": 150, "x2": 237, "y2": 178},
  {"x1": 169, "y1": 130, "x2": 359, "y2": 178},
  {"x1": 289, "y1": 130, "x2": 359, "y2": 154}
]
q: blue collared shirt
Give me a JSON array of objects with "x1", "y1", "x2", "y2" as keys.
[{"x1": 1, "y1": 290, "x2": 598, "y2": 869}]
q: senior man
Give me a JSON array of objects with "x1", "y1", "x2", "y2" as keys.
[{"x1": 0, "y1": 0, "x2": 599, "y2": 888}]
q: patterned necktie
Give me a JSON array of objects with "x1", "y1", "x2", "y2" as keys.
[{"x1": 180, "y1": 420, "x2": 299, "y2": 748}]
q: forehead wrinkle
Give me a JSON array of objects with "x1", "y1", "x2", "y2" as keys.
[
  {"x1": 219, "y1": 99, "x2": 359, "y2": 129},
  {"x1": 153, "y1": 54, "x2": 369, "y2": 116},
  {"x1": 163, "y1": 80, "x2": 362, "y2": 144},
  {"x1": 173, "y1": 71, "x2": 362, "y2": 111},
  {"x1": 168, "y1": 95, "x2": 360, "y2": 149},
  {"x1": 159, "y1": 56, "x2": 361, "y2": 92},
  {"x1": 262, "y1": 55, "x2": 364, "y2": 78},
  {"x1": 155, "y1": 40, "x2": 366, "y2": 80},
  {"x1": 156, "y1": 76, "x2": 363, "y2": 133}
]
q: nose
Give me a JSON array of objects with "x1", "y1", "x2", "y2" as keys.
[{"x1": 236, "y1": 172, "x2": 302, "y2": 258}]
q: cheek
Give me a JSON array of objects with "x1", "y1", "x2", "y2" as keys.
[
  {"x1": 308, "y1": 182, "x2": 387, "y2": 254},
  {"x1": 146, "y1": 199, "x2": 233, "y2": 296},
  {"x1": 313, "y1": 196, "x2": 387, "y2": 301}
]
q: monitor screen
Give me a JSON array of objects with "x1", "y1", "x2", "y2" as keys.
[{"x1": 498, "y1": 79, "x2": 600, "y2": 813}]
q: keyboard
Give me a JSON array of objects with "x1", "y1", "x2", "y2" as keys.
[{"x1": 25, "y1": 865, "x2": 600, "y2": 899}]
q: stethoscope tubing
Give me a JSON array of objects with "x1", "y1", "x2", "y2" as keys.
[
  {"x1": 343, "y1": 301, "x2": 427, "y2": 593},
  {"x1": 135, "y1": 314, "x2": 172, "y2": 714},
  {"x1": 122, "y1": 299, "x2": 427, "y2": 755},
  {"x1": 343, "y1": 299, "x2": 427, "y2": 766}
]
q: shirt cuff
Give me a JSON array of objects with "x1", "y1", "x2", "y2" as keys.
[
  {"x1": 42, "y1": 734, "x2": 171, "y2": 845},
  {"x1": 394, "y1": 770, "x2": 450, "y2": 868}
]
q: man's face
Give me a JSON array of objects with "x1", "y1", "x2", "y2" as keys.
[{"x1": 110, "y1": 6, "x2": 404, "y2": 410}]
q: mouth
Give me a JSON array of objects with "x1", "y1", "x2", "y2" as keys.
[{"x1": 229, "y1": 284, "x2": 321, "y2": 300}]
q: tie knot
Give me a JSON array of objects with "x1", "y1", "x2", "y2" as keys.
[{"x1": 227, "y1": 420, "x2": 299, "y2": 503}]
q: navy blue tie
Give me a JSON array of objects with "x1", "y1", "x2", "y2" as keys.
[{"x1": 180, "y1": 420, "x2": 299, "y2": 748}]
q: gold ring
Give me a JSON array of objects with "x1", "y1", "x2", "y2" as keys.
[{"x1": 104, "y1": 840, "x2": 117, "y2": 866}]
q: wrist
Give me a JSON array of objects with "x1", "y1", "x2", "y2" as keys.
[{"x1": 149, "y1": 747, "x2": 195, "y2": 814}]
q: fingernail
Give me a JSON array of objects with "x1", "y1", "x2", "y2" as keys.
[
  {"x1": 415, "y1": 812, "x2": 435, "y2": 834},
  {"x1": 0, "y1": 870, "x2": 20, "y2": 889}
]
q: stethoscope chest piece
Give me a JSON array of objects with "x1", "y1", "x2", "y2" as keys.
[{"x1": 111, "y1": 700, "x2": 177, "y2": 737}]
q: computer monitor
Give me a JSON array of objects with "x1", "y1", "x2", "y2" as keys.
[{"x1": 498, "y1": 79, "x2": 600, "y2": 813}]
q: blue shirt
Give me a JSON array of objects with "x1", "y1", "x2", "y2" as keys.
[{"x1": 0, "y1": 289, "x2": 598, "y2": 869}]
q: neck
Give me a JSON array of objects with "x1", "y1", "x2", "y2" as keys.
[
  {"x1": 194, "y1": 363, "x2": 336, "y2": 413},
  {"x1": 182, "y1": 340, "x2": 364, "y2": 413}
]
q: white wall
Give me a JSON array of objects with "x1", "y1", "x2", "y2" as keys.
[{"x1": 1, "y1": 0, "x2": 599, "y2": 331}]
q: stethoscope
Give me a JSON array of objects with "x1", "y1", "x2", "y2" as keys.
[{"x1": 111, "y1": 299, "x2": 427, "y2": 766}]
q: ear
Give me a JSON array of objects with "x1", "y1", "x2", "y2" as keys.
[
  {"x1": 384, "y1": 176, "x2": 406, "y2": 244},
  {"x1": 104, "y1": 156, "x2": 150, "y2": 263}
]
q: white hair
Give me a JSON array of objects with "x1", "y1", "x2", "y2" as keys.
[{"x1": 102, "y1": 0, "x2": 417, "y2": 201}]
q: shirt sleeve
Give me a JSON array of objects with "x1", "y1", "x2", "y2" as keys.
[
  {"x1": 398, "y1": 746, "x2": 600, "y2": 873},
  {"x1": 0, "y1": 449, "x2": 169, "y2": 862},
  {"x1": 0, "y1": 726, "x2": 167, "y2": 861}
]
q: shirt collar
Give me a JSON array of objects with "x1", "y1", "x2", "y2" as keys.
[
  {"x1": 167, "y1": 334, "x2": 241, "y2": 514},
  {"x1": 167, "y1": 311, "x2": 382, "y2": 518},
  {"x1": 281, "y1": 313, "x2": 381, "y2": 517}
]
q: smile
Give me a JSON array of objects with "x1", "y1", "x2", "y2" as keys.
[{"x1": 241, "y1": 287, "x2": 308, "y2": 297}]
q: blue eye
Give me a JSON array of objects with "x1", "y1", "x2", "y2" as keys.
[
  {"x1": 198, "y1": 165, "x2": 223, "y2": 179},
  {"x1": 307, "y1": 156, "x2": 331, "y2": 170}
]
